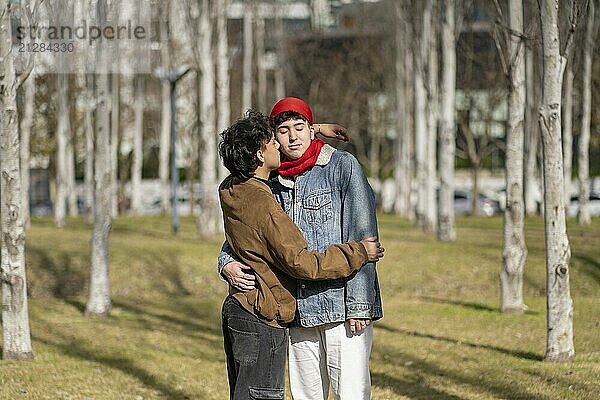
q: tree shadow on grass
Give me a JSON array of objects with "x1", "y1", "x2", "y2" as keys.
[
  {"x1": 112, "y1": 299, "x2": 223, "y2": 339},
  {"x1": 33, "y1": 333, "x2": 198, "y2": 400},
  {"x1": 32, "y1": 296, "x2": 225, "y2": 398},
  {"x1": 572, "y1": 254, "x2": 600, "y2": 283},
  {"x1": 375, "y1": 323, "x2": 543, "y2": 361},
  {"x1": 523, "y1": 272, "x2": 547, "y2": 298},
  {"x1": 371, "y1": 346, "x2": 553, "y2": 400},
  {"x1": 27, "y1": 246, "x2": 87, "y2": 298},
  {"x1": 418, "y1": 296, "x2": 541, "y2": 316},
  {"x1": 110, "y1": 223, "x2": 208, "y2": 245},
  {"x1": 64, "y1": 297, "x2": 223, "y2": 342},
  {"x1": 26, "y1": 246, "x2": 194, "y2": 300},
  {"x1": 372, "y1": 371, "x2": 465, "y2": 400},
  {"x1": 418, "y1": 296, "x2": 498, "y2": 312},
  {"x1": 137, "y1": 252, "x2": 192, "y2": 296}
]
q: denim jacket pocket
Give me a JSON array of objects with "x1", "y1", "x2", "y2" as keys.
[
  {"x1": 302, "y1": 190, "x2": 334, "y2": 250},
  {"x1": 302, "y1": 189, "x2": 333, "y2": 223}
]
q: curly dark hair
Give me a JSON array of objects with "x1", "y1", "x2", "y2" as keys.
[
  {"x1": 270, "y1": 110, "x2": 308, "y2": 130},
  {"x1": 219, "y1": 110, "x2": 273, "y2": 179}
]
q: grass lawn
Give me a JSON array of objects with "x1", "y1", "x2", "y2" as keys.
[{"x1": 0, "y1": 214, "x2": 598, "y2": 399}]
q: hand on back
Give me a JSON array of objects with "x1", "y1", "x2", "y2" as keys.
[{"x1": 223, "y1": 261, "x2": 256, "y2": 291}]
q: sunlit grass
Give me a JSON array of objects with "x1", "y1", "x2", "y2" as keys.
[{"x1": 0, "y1": 215, "x2": 598, "y2": 399}]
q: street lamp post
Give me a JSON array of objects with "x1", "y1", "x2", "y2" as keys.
[{"x1": 153, "y1": 65, "x2": 192, "y2": 235}]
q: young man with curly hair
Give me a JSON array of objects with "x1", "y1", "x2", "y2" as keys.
[
  {"x1": 219, "y1": 99, "x2": 383, "y2": 400},
  {"x1": 218, "y1": 110, "x2": 383, "y2": 400}
]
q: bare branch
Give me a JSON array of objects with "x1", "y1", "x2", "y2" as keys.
[
  {"x1": 492, "y1": 0, "x2": 504, "y2": 22},
  {"x1": 489, "y1": 137, "x2": 506, "y2": 153},
  {"x1": 492, "y1": 24, "x2": 510, "y2": 78},
  {"x1": 508, "y1": 39, "x2": 526, "y2": 81},
  {"x1": 494, "y1": 19, "x2": 532, "y2": 41},
  {"x1": 460, "y1": 117, "x2": 480, "y2": 164},
  {"x1": 15, "y1": 65, "x2": 32, "y2": 88},
  {"x1": 563, "y1": 0, "x2": 590, "y2": 60},
  {"x1": 491, "y1": 0, "x2": 511, "y2": 80},
  {"x1": 492, "y1": 0, "x2": 511, "y2": 47},
  {"x1": 15, "y1": 0, "x2": 43, "y2": 88},
  {"x1": 31, "y1": 0, "x2": 43, "y2": 20},
  {"x1": 523, "y1": 16, "x2": 540, "y2": 50},
  {"x1": 455, "y1": 0, "x2": 474, "y2": 38}
]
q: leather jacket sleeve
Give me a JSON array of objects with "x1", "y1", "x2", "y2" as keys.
[{"x1": 261, "y1": 205, "x2": 368, "y2": 280}]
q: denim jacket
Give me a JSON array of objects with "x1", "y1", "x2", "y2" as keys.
[{"x1": 218, "y1": 144, "x2": 383, "y2": 327}]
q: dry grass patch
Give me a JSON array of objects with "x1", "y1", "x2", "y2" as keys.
[{"x1": 0, "y1": 215, "x2": 598, "y2": 399}]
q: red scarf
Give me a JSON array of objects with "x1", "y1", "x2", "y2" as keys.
[{"x1": 276, "y1": 139, "x2": 325, "y2": 177}]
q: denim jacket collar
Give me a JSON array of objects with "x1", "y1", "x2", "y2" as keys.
[{"x1": 276, "y1": 144, "x2": 336, "y2": 189}]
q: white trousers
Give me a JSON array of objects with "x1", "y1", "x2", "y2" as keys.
[{"x1": 288, "y1": 322, "x2": 373, "y2": 400}]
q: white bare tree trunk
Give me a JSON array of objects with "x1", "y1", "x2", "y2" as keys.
[
  {"x1": 172, "y1": 0, "x2": 198, "y2": 218},
  {"x1": 159, "y1": 6, "x2": 171, "y2": 214},
  {"x1": 414, "y1": 0, "x2": 433, "y2": 233},
  {"x1": 0, "y1": 0, "x2": 34, "y2": 360},
  {"x1": 62, "y1": 4, "x2": 77, "y2": 218},
  {"x1": 110, "y1": 73, "x2": 119, "y2": 217},
  {"x1": 86, "y1": 0, "x2": 112, "y2": 317},
  {"x1": 122, "y1": 1, "x2": 142, "y2": 215},
  {"x1": 414, "y1": 62, "x2": 427, "y2": 229},
  {"x1": 256, "y1": 15, "x2": 267, "y2": 113},
  {"x1": 159, "y1": 81, "x2": 171, "y2": 213},
  {"x1": 74, "y1": 2, "x2": 95, "y2": 223},
  {"x1": 393, "y1": 34, "x2": 410, "y2": 217},
  {"x1": 49, "y1": 1, "x2": 75, "y2": 224},
  {"x1": 577, "y1": 0, "x2": 594, "y2": 226},
  {"x1": 438, "y1": 0, "x2": 456, "y2": 241},
  {"x1": 538, "y1": 0, "x2": 574, "y2": 362},
  {"x1": 130, "y1": 75, "x2": 144, "y2": 215},
  {"x1": 84, "y1": 81, "x2": 95, "y2": 223},
  {"x1": 242, "y1": 5, "x2": 254, "y2": 114},
  {"x1": 369, "y1": 103, "x2": 382, "y2": 183},
  {"x1": 20, "y1": 74, "x2": 35, "y2": 229},
  {"x1": 524, "y1": 45, "x2": 539, "y2": 216},
  {"x1": 274, "y1": 4, "x2": 286, "y2": 101},
  {"x1": 216, "y1": 0, "x2": 230, "y2": 181},
  {"x1": 404, "y1": 28, "x2": 415, "y2": 220},
  {"x1": 562, "y1": 63, "x2": 573, "y2": 212},
  {"x1": 66, "y1": 123, "x2": 77, "y2": 217},
  {"x1": 393, "y1": 2, "x2": 413, "y2": 218},
  {"x1": 197, "y1": 0, "x2": 221, "y2": 237},
  {"x1": 425, "y1": 4, "x2": 438, "y2": 235},
  {"x1": 54, "y1": 74, "x2": 69, "y2": 227},
  {"x1": 501, "y1": 0, "x2": 527, "y2": 314},
  {"x1": 311, "y1": 0, "x2": 330, "y2": 30}
]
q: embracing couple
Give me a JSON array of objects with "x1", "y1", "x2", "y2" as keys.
[{"x1": 217, "y1": 97, "x2": 384, "y2": 400}]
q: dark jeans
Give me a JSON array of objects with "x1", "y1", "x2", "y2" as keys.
[{"x1": 222, "y1": 296, "x2": 288, "y2": 400}]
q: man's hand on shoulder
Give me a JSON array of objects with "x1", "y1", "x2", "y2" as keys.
[
  {"x1": 315, "y1": 123, "x2": 350, "y2": 142},
  {"x1": 222, "y1": 261, "x2": 256, "y2": 292},
  {"x1": 347, "y1": 318, "x2": 372, "y2": 334}
]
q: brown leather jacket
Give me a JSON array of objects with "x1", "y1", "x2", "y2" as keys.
[{"x1": 219, "y1": 175, "x2": 368, "y2": 328}]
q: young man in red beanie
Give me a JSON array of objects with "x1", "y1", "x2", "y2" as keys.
[
  {"x1": 218, "y1": 110, "x2": 383, "y2": 400},
  {"x1": 219, "y1": 97, "x2": 382, "y2": 400}
]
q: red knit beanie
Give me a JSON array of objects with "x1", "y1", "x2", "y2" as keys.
[{"x1": 270, "y1": 97, "x2": 313, "y2": 125}]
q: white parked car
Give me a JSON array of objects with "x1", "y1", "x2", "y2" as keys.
[
  {"x1": 567, "y1": 191, "x2": 600, "y2": 217},
  {"x1": 453, "y1": 190, "x2": 501, "y2": 217},
  {"x1": 147, "y1": 196, "x2": 199, "y2": 216}
]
